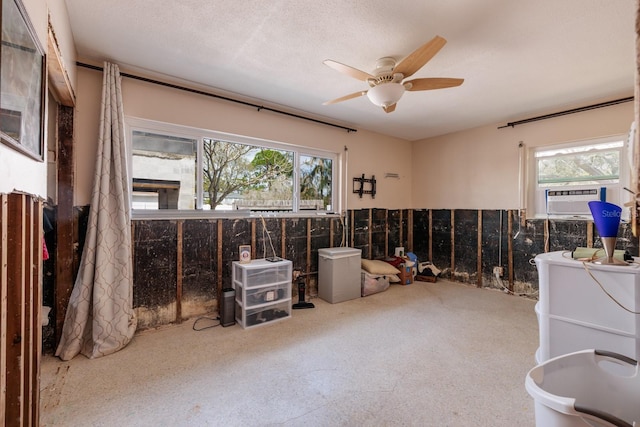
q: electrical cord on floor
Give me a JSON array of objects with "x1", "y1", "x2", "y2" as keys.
[
  {"x1": 493, "y1": 270, "x2": 539, "y2": 298},
  {"x1": 192, "y1": 315, "x2": 221, "y2": 331}
]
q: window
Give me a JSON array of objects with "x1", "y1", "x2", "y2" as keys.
[
  {"x1": 300, "y1": 155, "x2": 333, "y2": 211},
  {"x1": 529, "y1": 135, "x2": 630, "y2": 218},
  {"x1": 128, "y1": 118, "x2": 338, "y2": 215},
  {"x1": 536, "y1": 140, "x2": 622, "y2": 187},
  {"x1": 131, "y1": 131, "x2": 197, "y2": 210},
  {"x1": 202, "y1": 138, "x2": 294, "y2": 211}
]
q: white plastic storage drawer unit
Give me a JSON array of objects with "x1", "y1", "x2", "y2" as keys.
[
  {"x1": 232, "y1": 259, "x2": 292, "y2": 329},
  {"x1": 534, "y1": 251, "x2": 640, "y2": 363},
  {"x1": 318, "y1": 247, "x2": 362, "y2": 303}
]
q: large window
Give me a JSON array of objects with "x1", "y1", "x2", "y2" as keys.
[
  {"x1": 530, "y1": 135, "x2": 631, "y2": 218},
  {"x1": 128, "y1": 118, "x2": 337, "y2": 215},
  {"x1": 536, "y1": 140, "x2": 622, "y2": 187}
]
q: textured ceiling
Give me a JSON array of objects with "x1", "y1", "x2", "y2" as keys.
[{"x1": 63, "y1": 0, "x2": 636, "y2": 141}]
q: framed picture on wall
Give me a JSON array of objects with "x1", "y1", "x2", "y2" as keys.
[{"x1": 0, "y1": 0, "x2": 45, "y2": 161}]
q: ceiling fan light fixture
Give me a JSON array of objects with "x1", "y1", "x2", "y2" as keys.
[{"x1": 366, "y1": 82, "x2": 405, "y2": 108}]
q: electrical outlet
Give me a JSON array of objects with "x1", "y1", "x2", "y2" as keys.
[{"x1": 493, "y1": 266, "x2": 504, "y2": 277}]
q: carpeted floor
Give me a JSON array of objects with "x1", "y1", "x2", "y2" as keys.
[{"x1": 40, "y1": 279, "x2": 539, "y2": 426}]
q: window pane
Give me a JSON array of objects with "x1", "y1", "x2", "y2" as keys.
[
  {"x1": 300, "y1": 155, "x2": 332, "y2": 210},
  {"x1": 537, "y1": 149, "x2": 620, "y2": 186},
  {"x1": 203, "y1": 139, "x2": 294, "y2": 211},
  {"x1": 131, "y1": 131, "x2": 197, "y2": 209}
]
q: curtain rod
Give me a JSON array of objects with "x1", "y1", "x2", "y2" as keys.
[
  {"x1": 497, "y1": 96, "x2": 634, "y2": 129},
  {"x1": 77, "y1": 62, "x2": 358, "y2": 134}
]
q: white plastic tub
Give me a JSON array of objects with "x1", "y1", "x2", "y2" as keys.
[{"x1": 525, "y1": 349, "x2": 640, "y2": 427}]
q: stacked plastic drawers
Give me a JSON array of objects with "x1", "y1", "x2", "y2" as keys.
[
  {"x1": 534, "y1": 251, "x2": 640, "y2": 364},
  {"x1": 232, "y1": 259, "x2": 292, "y2": 329}
]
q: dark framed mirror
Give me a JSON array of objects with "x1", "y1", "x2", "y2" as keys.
[{"x1": 1, "y1": 0, "x2": 45, "y2": 161}]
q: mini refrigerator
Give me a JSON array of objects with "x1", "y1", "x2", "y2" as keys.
[{"x1": 318, "y1": 247, "x2": 362, "y2": 303}]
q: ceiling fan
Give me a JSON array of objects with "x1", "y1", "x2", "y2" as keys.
[{"x1": 323, "y1": 35, "x2": 463, "y2": 113}]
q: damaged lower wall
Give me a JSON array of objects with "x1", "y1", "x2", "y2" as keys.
[
  {"x1": 44, "y1": 207, "x2": 640, "y2": 343},
  {"x1": 131, "y1": 216, "x2": 346, "y2": 329}
]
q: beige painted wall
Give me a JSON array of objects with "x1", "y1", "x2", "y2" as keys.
[
  {"x1": 412, "y1": 100, "x2": 634, "y2": 211},
  {"x1": 74, "y1": 67, "x2": 413, "y2": 209},
  {"x1": 2, "y1": 0, "x2": 633, "y2": 214}
]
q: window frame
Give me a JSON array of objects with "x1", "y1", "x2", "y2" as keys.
[
  {"x1": 528, "y1": 134, "x2": 631, "y2": 219},
  {"x1": 126, "y1": 117, "x2": 341, "y2": 219}
]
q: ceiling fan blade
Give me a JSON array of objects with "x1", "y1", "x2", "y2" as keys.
[
  {"x1": 323, "y1": 90, "x2": 367, "y2": 105},
  {"x1": 394, "y1": 35, "x2": 447, "y2": 79},
  {"x1": 383, "y1": 104, "x2": 397, "y2": 113},
  {"x1": 405, "y1": 77, "x2": 464, "y2": 91},
  {"x1": 323, "y1": 59, "x2": 375, "y2": 82}
]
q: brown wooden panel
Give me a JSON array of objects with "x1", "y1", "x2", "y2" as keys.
[
  {"x1": 30, "y1": 198, "x2": 42, "y2": 426},
  {"x1": 0, "y1": 194, "x2": 7, "y2": 426},
  {"x1": 6, "y1": 193, "x2": 26, "y2": 424},
  {"x1": 22, "y1": 198, "x2": 34, "y2": 425},
  {"x1": 0, "y1": 193, "x2": 43, "y2": 426},
  {"x1": 55, "y1": 104, "x2": 74, "y2": 345}
]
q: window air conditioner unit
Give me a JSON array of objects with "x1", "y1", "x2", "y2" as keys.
[{"x1": 546, "y1": 187, "x2": 606, "y2": 215}]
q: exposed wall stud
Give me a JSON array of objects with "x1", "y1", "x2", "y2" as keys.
[
  {"x1": 216, "y1": 219, "x2": 223, "y2": 314},
  {"x1": 368, "y1": 208, "x2": 372, "y2": 259},
  {"x1": 281, "y1": 218, "x2": 286, "y2": 259},
  {"x1": 176, "y1": 220, "x2": 183, "y2": 323},
  {"x1": 477, "y1": 210, "x2": 483, "y2": 287},
  {"x1": 55, "y1": 105, "x2": 75, "y2": 345},
  {"x1": 544, "y1": 219, "x2": 550, "y2": 252},
  {"x1": 385, "y1": 210, "x2": 389, "y2": 256},
  {"x1": 399, "y1": 209, "x2": 403, "y2": 247},
  {"x1": 507, "y1": 210, "x2": 514, "y2": 292},
  {"x1": 251, "y1": 219, "x2": 256, "y2": 259},
  {"x1": 350, "y1": 210, "x2": 355, "y2": 247},
  {"x1": 428, "y1": 209, "x2": 433, "y2": 262},
  {"x1": 306, "y1": 218, "x2": 312, "y2": 275},
  {"x1": 407, "y1": 209, "x2": 413, "y2": 252},
  {"x1": 450, "y1": 210, "x2": 455, "y2": 280},
  {"x1": 330, "y1": 218, "x2": 334, "y2": 248},
  {"x1": 1, "y1": 194, "x2": 6, "y2": 424}
]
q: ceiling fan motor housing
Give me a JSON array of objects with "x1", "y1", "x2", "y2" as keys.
[{"x1": 367, "y1": 81, "x2": 405, "y2": 108}]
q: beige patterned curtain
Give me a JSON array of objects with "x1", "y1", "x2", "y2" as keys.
[{"x1": 56, "y1": 62, "x2": 137, "y2": 360}]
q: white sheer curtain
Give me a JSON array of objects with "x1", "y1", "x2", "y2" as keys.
[{"x1": 56, "y1": 62, "x2": 137, "y2": 360}]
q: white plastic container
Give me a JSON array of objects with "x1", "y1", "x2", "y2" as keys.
[
  {"x1": 535, "y1": 251, "x2": 640, "y2": 364},
  {"x1": 233, "y1": 259, "x2": 291, "y2": 288},
  {"x1": 525, "y1": 349, "x2": 640, "y2": 427},
  {"x1": 318, "y1": 247, "x2": 361, "y2": 303},
  {"x1": 232, "y1": 259, "x2": 292, "y2": 329}
]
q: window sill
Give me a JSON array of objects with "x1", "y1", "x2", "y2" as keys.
[
  {"x1": 131, "y1": 209, "x2": 342, "y2": 221},
  {"x1": 528, "y1": 213, "x2": 631, "y2": 223}
]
